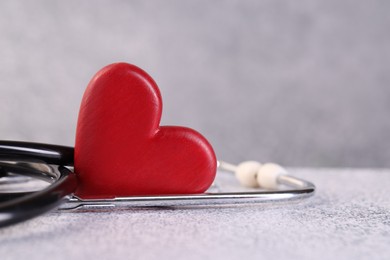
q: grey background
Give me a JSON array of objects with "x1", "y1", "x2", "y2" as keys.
[{"x1": 0, "y1": 0, "x2": 389, "y2": 167}]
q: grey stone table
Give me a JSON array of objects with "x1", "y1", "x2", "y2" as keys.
[{"x1": 0, "y1": 169, "x2": 389, "y2": 260}]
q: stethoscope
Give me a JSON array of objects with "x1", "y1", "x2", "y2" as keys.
[
  {"x1": 0, "y1": 62, "x2": 316, "y2": 228},
  {"x1": 0, "y1": 140, "x2": 315, "y2": 228}
]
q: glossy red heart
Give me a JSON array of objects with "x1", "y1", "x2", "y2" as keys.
[{"x1": 74, "y1": 63, "x2": 217, "y2": 199}]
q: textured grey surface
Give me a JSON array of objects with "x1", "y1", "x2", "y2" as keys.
[
  {"x1": 0, "y1": 168, "x2": 389, "y2": 260},
  {"x1": 0, "y1": 0, "x2": 389, "y2": 167}
]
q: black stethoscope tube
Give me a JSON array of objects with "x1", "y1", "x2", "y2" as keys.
[
  {"x1": 0, "y1": 141, "x2": 74, "y2": 166},
  {"x1": 0, "y1": 141, "x2": 77, "y2": 227}
]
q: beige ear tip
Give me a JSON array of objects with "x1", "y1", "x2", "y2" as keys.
[
  {"x1": 257, "y1": 163, "x2": 288, "y2": 190},
  {"x1": 235, "y1": 161, "x2": 261, "y2": 188}
]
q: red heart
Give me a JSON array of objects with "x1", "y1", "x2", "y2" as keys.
[{"x1": 74, "y1": 63, "x2": 217, "y2": 199}]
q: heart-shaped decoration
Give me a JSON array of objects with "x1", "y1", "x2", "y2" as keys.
[{"x1": 74, "y1": 63, "x2": 217, "y2": 199}]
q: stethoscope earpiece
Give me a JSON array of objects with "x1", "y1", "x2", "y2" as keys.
[{"x1": 219, "y1": 161, "x2": 288, "y2": 189}]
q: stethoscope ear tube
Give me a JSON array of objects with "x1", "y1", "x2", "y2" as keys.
[
  {"x1": 0, "y1": 141, "x2": 74, "y2": 166},
  {"x1": 0, "y1": 141, "x2": 76, "y2": 227},
  {"x1": 0, "y1": 164, "x2": 77, "y2": 228},
  {"x1": 0, "y1": 141, "x2": 81, "y2": 227}
]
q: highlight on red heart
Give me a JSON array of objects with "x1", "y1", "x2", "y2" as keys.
[{"x1": 74, "y1": 63, "x2": 217, "y2": 199}]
